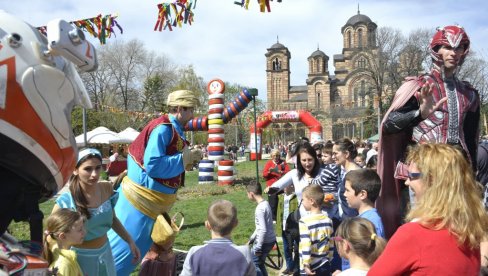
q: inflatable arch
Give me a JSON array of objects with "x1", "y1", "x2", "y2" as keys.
[{"x1": 250, "y1": 110, "x2": 323, "y2": 160}]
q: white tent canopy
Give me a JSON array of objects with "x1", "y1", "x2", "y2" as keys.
[
  {"x1": 76, "y1": 126, "x2": 133, "y2": 146},
  {"x1": 118, "y1": 127, "x2": 140, "y2": 142}
]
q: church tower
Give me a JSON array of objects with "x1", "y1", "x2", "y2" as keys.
[
  {"x1": 265, "y1": 39, "x2": 291, "y2": 110},
  {"x1": 332, "y1": 9, "x2": 378, "y2": 139},
  {"x1": 306, "y1": 47, "x2": 333, "y2": 139}
]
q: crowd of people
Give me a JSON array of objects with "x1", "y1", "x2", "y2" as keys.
[{"x1": 3, "y1": 16, "x2": 488, "y2": 276}]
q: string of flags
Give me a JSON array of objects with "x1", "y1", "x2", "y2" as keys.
[
  {"x1": 154, "y1": 0, "x2": 197, "y2": 31},
  {"x1": 37, "y1": 13, "x2": 122, "y2": 45},
  {"x1": 234, "y1": 0, "x2": 282, "y2": 13}
]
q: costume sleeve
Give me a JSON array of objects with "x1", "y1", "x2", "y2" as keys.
[
  {"x1": 143, "y1": 124, "x2": 184, "y2": 179},
  {"x1": 383, "y1": 97, "x2": 423, "y2": 134},
  {"x1": 368, "y1": 225, "x2": 417, "y2": 275},
  {"x1": 464, "y1": 95, "x2": 480, "y2": 169}
]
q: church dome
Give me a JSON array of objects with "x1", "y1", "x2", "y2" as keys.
[
  {"x1": 309, "y1": 49, "x2": 328, "y2": 58},
  {"x1": 270, "y1": 42, "x2": 285, "y2": 49},
  {"x1": 342, "y1": 12, "x2": 376, "y2": 33},
  {"x1": 346, "y1": 13, "x2": 372, "y2": 26}
]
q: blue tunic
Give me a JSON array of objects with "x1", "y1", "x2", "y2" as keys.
[{"x1": 108, "y1": 115, "x2": 186, "y2": 275}]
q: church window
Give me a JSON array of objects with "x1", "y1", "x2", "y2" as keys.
[
  {"x1": 358, "y1": 29, "x2": 363, "y2": 47},
  {"x1": 316, "y1": 59, "x2": 320, "y2": 73},
  {"x1": 316, "y1": 92, "x2": 321, "y2": 109},
  {"x1": 347, "y1": 31, "x2": 352, "y2": 48},
  {"x1": 357, "y1": 57, "x2": 366, "y2": 68},
  {"x1": 273, "y1": 58, "x2": 281, "y2": 71}
]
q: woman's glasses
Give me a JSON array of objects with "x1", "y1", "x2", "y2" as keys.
[{"x1": 407, "y1": 172, "x2": 422, "y2": 181}]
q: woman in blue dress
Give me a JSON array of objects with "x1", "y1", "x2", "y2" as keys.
[{"x1": 52, "y1": 148, "x2": 140, "y2": 275}]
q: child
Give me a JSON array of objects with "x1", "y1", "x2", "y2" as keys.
[
  {"x1": 42, "y1": 208, "x2": 86, "y2": 276},
  {"x1": 181, "y1": 200, "x2": 255, "y2": 276},
  {"x1": 299, "y1": 184, "x2": 334, "y2": 276},
  {"x1": 333, "y1": 217, "x2": 386, "y2": 275},
  {"x1": 277, "y1": 184, "x2": 299, "y2": 275},
  {"x1": 343, "y1": 169, "x2": 385, "y2": 238},
  {"x1": 247, "y1": 180, "x2": 276, "y2": 276}
]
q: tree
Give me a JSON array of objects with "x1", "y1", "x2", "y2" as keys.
[{"x1": 104, "y1": 39, "x2": 147, "y2": 110}]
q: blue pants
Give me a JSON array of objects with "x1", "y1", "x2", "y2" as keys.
[
  {"x1": 252, "y1": 241, "x2": 275, "y2": 276},
  {"x1": 283, "y1": 229, "x2": 299, "y2": 272}
]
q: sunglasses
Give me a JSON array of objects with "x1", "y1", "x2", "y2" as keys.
[{"x1": 407, "y1": 172, "x2": 422, "y2": 181}]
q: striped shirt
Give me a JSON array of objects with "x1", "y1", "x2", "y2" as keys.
[
  {"x1": 298, "y1": 213, "x2": 334, "y2": 273},
  {"x1": 311, "y1": 163, "x2": 340, "y2": 195}
]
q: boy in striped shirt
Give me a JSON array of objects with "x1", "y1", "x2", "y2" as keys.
[{"x1": 299, "y1": 184, "x2": 334, "y2": 275}]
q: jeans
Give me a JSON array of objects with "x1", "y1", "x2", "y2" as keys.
[
  {"x1": 283, "y1": 229, "x2": 299, "y2": 272},
  {"x1": 252, "y1": 241, "x2": 275, "y2": 276}
]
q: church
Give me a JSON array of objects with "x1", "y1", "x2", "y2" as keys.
[{"x1": 265, "y1": 11, "x2": 380, "y2": 141}]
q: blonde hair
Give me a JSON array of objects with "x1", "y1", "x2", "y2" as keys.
[
  {"x1": 42, "y1": 208, "x2": 84, "y2": 265},
  {"x1": 302, "y1": 184, "x2": 324, "y2": 206},
  {"x1": 207, "y1": 200, "x2": 237, "y2": 236},
  {"x1": 406, "y1": 143, "x2": 488, "y2": 249},
  {"x1": 335, "y1": 217, "x2": 386, "y2": 266}
]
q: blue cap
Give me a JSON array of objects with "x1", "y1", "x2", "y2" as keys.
[{"x1": 77, "y1": 148, "x2": 102, "y2": 165}]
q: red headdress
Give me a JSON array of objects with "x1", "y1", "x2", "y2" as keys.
[{"x1": 430, "y1": 25, "x2": 470, "y2": 65}]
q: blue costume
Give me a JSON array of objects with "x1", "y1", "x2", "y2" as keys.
[
  {"x1": 108, "y1": 114, "x2": 187, "y2": 275},
  {"x1": 56, "y1": 183, "x2": 118, "y2": 276}
]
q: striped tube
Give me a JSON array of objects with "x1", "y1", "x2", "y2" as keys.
[
  {"x1": 207, "y1": 79, "x2": 226, "y2": 161},
  {"x1": 198, "y1": 160, "x2": 215, "y2": 184},
  {"x1": 218, "y1": 159, "x2": 234, "y2": 186}
]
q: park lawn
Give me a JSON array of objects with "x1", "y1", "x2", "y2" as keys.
[{"x1": 7, "y1": 159, "x2": 284, "y2": 275}]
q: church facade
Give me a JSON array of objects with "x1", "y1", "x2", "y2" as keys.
[{"x1": 265, "y1": 12, "x2": 380, "y2": 141}]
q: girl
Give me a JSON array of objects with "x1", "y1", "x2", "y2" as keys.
[
  {"x1": 43, "y1": 208, "x2": 85, "y2": 276},
  {"x1": 333, "y1": 217, "x2": 386, "y2": 276},
  {"x1": 52, "y1": 148, "x2": 140, "y2": 275}
]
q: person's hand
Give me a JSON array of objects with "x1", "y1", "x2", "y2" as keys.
[
  {"x1": 129, "y1": 240, "x2": 141, "y2": 264},
  {"x1": 304, "y1": 266, "x2": 315, "y2": 275},
  {"x1": 263, "y1": 186, "x2": 270, "y2": 194},
  {"x1": 332, "y1": 270, "x2": 342, "y2": 276},
  {"x1": 182, "y1": 146, "x2": 192, "y2": 168},
  {"x1": 418, "y1": 82, "x2": 448, "y2": 119}
]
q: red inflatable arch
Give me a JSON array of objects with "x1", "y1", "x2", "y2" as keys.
[{"x1": 249, "y1": 110, "x2": 323, "y2": 160}]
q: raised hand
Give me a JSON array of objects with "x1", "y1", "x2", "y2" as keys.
[{"x1": 418, "y1": 82, "x2": 447, "y2": 119}]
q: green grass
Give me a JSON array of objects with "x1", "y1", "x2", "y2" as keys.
[{"x1": 7, "y1": 159, "x2": 284, "y2": 275}]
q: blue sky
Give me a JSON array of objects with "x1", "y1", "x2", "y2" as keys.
[{"x1": 3, "y1": 0, "x2": 487, "y2": 101}]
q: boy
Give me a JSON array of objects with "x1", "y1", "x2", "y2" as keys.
[
  {"x1": 181, "y1": 200, "x2": 256, "y2": 276},
  {"x1": 299, "y1": 184, "x2": 334, "y2": 276},
  {"x1": 247, "y1": 180, "x2": 276, "y2": 276},
  {"x1": 343, "y1": 169, "x2": 385, "y2": 238}
]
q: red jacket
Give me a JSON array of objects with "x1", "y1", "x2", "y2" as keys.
[{"x1": 262, "y1": 159, "x2": 290, "y2": 187}]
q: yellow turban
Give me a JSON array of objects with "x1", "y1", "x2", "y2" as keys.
[{"x1": 166, "y1": 90, "x2": 200, "y2": 107}]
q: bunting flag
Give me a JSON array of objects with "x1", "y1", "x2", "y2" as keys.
[
  {"x1": 154, "y1": 0, "x2": 196, "y2": 31},
  {"x1": 37, "y1": 13, "x2": 122, "y2": 45},
  {"x1": 234, "y1": 0, "x2": 281, "y2": 13}
]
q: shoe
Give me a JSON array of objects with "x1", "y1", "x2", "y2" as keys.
[{"x1": 281, "y1": 269, "x2": 292, "y2": 275}]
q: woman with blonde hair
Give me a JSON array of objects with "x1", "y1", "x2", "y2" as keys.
[{"x1": 369, "y1": 143, "x2": 488, "y2": 275}]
